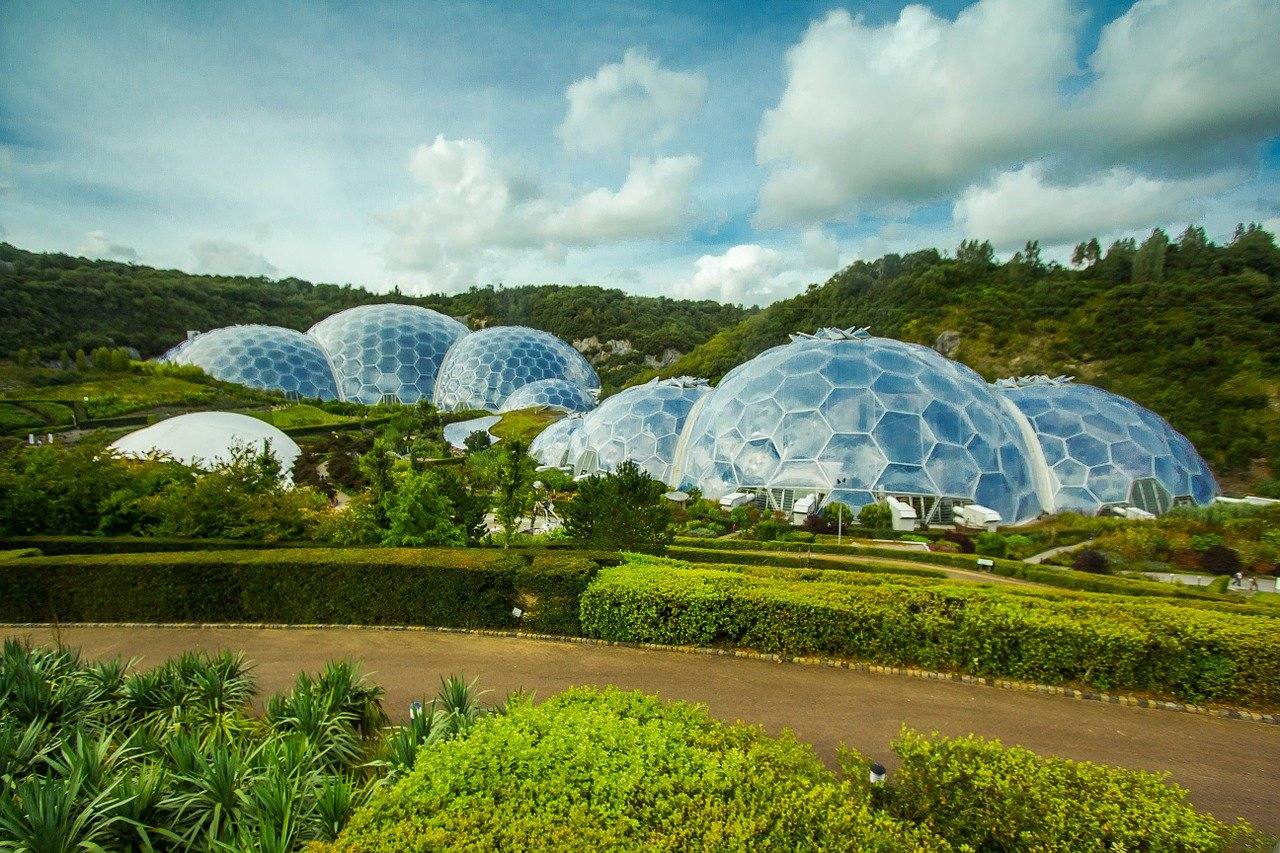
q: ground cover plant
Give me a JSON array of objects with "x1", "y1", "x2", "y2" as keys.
[
  {"x1": 582, "y1": 555, "x2": 1280, "y2": 710},
  {"x1": 0, "y1": 640, "x2": 491, "y2": 851}
]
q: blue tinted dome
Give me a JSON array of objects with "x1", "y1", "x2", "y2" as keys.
[
  {"x1": 569, "y1": 377, "x2": 711, "y2": 484},
  {"x1": 997, "y1": 376, "x2": 1218, "y2": 514},
  {"x1": 433, "y1": 326, "x2": 599, "y2": 412},
  {"x1": 308, "y1": 304, "x2": 467, "y2": 404},
  {"x1": 676, "y1": 328, "x2": 1044, "y2": 523},
  {"x1": 529, "y1": 414, "x2": 585, "y2": 468},
  {"x1": 499, "y1": 378, "x2": 598, "y2": 414},
  {"x1": 169, "y1": 325, "x2": 340, "y2": 400}
]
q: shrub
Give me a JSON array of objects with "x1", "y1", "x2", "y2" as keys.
[
  {"x1": 884, "y1": 729, "x2": 1249, "y2": 851},
  {"x1": 1073, "y1": 548, "x2": 1111, "y2": 574},
  {"x1": 943, "y1": 529, "x2": 975, "y2": 553},
  {"x1": 1199, "y1": 544, "x2": 1243, "y2": 576},
  {"x1": 858, "y1": 501, "x2": 893, "y2": 532},
  {"x1": 332, "y1": 688, "x2": 939, "y2": 851},
  {"x1": 563, "y1": 461, "x2": 672, "y2": 553},
  {"x1": 580, "y1": 557, "x2": 1280, "y2": 709},
  {"x1": 974, "y1": 532, "x2": 1008, "y2": 558}
]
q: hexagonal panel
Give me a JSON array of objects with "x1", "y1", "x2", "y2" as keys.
[
  {"x1": 433, "y1": 326, "x2": 599, "y2": 412},
  {"x1": 166, "y1": 324, "x2": 340, "y2": 400}
]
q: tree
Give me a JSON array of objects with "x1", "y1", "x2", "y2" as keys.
[
  {"x1": 357, "y1": 437, "x2": 397, "y2": 526},
  {"x1": 382, "y1": 469, "x2": 466, "y2": 547},
  {"x1": 857, "y1": 501, "x2": 892, "y2": 532},
  {"x1": 1131, "y1": 228, "x2": 1169, "y2": 283},
  {"x1": 1071, "y1": 238, "x2": 1101, "y2": 268},
  {"x1": 821, "y1": 501, "x2": 855, "y2": 528},
  {"x1": 463, "y1": 430, "x2": 492, "y2": 454},
  {"x1": 564, "y1": 460, "x2": 672, "y2": 553},
  {"x1": 955, "y1": 239, "x2": 995, "y2": 269},
  {"x1": 494, "y1": 438, "x2": 535, "y2": 547}
]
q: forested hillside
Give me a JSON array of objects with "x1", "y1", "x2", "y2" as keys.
[
  {"x1": 648, "y1": 226, "x2": 1280, "y2": 493},
  {"x1": 0, "y1": 244, "x2": 752, "y2": 391}
]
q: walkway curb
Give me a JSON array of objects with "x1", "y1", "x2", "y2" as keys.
[{"x1": 7, "y1": 621, "x2": 1277, "y2": 726}]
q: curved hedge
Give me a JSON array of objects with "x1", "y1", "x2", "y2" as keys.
[
  {"x1": 329, "y1": 688, "x2": 940, "y2": 851},
  {"x1": 581, "y1": 559, "x2": 1280, "y2": 710}
]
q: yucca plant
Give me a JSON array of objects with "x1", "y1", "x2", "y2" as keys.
[
  {"x1": 43, "y1": 728, "x2": 136, "y2": 797},
  {"x1": 103, "y1": 763, "x2": 181, "y2": 850},
  {"x1": 0, "y1": 769, "x2": 121, "y2": 853},
  {"x1": 373, "y1": 702, "x2": 448, "y2": 781},
  {"x1": 315, "y1": 660, "x2": 387, "y2": 739},
  {"x1": 437, "y1": 674, "x2": 488, "y2": 735},
  {"x1": 0, "y1": 719, "x2": 49, "y2": 787},
  {"x1": 165, "y1": 740, "x2": 254, "y2": 848},
  {"x1": 266, "y1": 687, "x2": 362, "y2": 772},
  {"x1": 311, "y1": 775, "x2": 368, "y2": 842}
]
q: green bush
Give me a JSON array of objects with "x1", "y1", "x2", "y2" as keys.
[
  {"x1": 580, "y1": 557, "x2": 1280, "y2": 709},
  {"x1": 858, "y1": 501, "x2": 893, "y2": 531},
  {"x1": 975, "y1": 532, "x2": 1008, "y2": 558},
  {"x1": 884, "y1": 729, "x2": 1249, "y2": 851},
  {"x1": 0, "y1": 548, "x2": 603, "y2": 633},
  {"x1": 0, "y1": 535, "x2": 307, "y2": 555},
  {"x1": 332, "y1": 688, "x2": 939, "y2": 851}
]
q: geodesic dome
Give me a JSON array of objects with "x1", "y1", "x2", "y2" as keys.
[
  {"x1": 568, "y1": 377, "x2": 711, "y2": 483},
  {"x1": 529, "y1": 414, "x2": 584, "y2": 468},
  {"x1": 997, "y1": 376, "x2": 1218, "y2": 514},
  {"x1": 433, "y1": 326, "x2": 599, "y2": 412},
  {"x1": 675, "y1": 328, "x2": 1044, "y2": 524},
  {"x1": 110, "y1": 411, "x2": 300, "y2": 482},
  {"x1": 167, "y1": 325, "x2": 340, "y2": 400},
  {"x1": 499, "y1": 378, "x2": 597, "y2": 414},
  {"x1": 307, "y1": 304, "x2": 468, "y2": 405}
]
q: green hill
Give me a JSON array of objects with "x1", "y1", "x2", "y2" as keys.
[
  {"x1": 0, "y1": 243, "x2": 753, "y2": 392},
  {"x1": 645, "y1": 227, "x2": 1280, "y2": 493}
]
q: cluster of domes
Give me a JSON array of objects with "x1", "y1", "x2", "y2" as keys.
[
  {"x1": 537, "y1": 328, "x2": 1218, "y2": 523},
  {"x1": 159, "y1": 305, "x2": 599, "y2": 413},
  {"x1": 158, "y1": 311, "x2": 1219, "y2": 521}
]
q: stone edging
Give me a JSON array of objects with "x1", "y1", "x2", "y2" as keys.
[{"x1": 7, "y1": 621, "x2": 1277, "y2": 726}]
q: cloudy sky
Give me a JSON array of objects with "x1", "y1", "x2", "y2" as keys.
[{"x1": 2, "y1": 0, "x2": 1277, "y2": 305}]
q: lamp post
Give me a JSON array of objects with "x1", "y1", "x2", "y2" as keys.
[{"x1": 834, "y1": 477, "x2": 848, "y2": 544}]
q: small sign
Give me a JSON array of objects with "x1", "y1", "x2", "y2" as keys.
[
  {"x1": 511, "y1": 607, "x2": 524, "y2": 619},
  {"x1": 409, "y1": 699, "x2": 423, "y2": 718},
  {"x1": 976, "y1": 558, "x2": 994, "y2": 569}
]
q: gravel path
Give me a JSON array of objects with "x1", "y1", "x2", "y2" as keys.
[{"x1": 8, "y1": 624, "x2": 1278, "y2": 833}]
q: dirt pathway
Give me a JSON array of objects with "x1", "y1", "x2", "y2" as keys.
[{"x1": 8, "y1": 624, "x2": 1277, "y2": 833}]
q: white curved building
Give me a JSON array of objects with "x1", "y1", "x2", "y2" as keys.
[{"x1": 109, "y1": 411, "x2": 300, "y2": 482}]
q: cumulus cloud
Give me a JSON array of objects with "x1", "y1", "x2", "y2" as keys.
[
  {"x1": 78, "y1": 230, "x2": 141, "y2": 262},
  {"x1": 559, "y1": 48, "x2": 707, "y2": 154},
  {"x1": 384, "y1": 135, "x2": 700, "y2": 292},
  {"x1": 676, "y1": 233, "x2": 843, "y2": 306},
  {"x1": 954, "y1": 163, "x2": 1234, "y2": 250},
  {"x1": 189, "y1": 239, "x2": 278, "y2": 276},
  {"x1": 757, "y1": 0, "x2": 1280, "y2": 224}
]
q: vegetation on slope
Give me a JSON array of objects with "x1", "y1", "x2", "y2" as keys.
[
  {"x1": 648, "y1": 226, "x2": 1280, "y2": 492},
  {"x1": 0, "y1": 243, "x2": 752, "y2": 391}
]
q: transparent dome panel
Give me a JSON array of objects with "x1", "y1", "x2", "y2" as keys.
[
  {"x1": 433, "y1": 326, "x2": 600, "y2": 412},
  {"x1": 169, "y1": 325, "x2": 340, "y2": 400},
  {"x1": 308, "y1": 304, "x2": 468, "y2": 404}
]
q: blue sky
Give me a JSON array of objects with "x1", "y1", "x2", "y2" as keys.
[{"x1": 1, "y1": 0, "x2": 1277, "y2": 304}]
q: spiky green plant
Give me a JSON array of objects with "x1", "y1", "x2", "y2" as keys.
[
  {"x1": 437, "y1": 674, "x2": 488, "y2": 735},
  {"x1": 0, "y1": 769, "x2": 121, "y2": 853}
]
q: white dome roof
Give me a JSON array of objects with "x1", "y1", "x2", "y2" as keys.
[{"x1": 110, "y1": 412, "x2": 300, "y2": 481}]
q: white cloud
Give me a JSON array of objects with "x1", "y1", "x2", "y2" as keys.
[
  {"x1": 757, "y1": 0, "x2": 1280, "y2": 225},
  {"x1": 384, "y1": 135, "x2": 700, "y2": 292},
  {"x1": 676, "y1": 233, "x2": 843, "y2": 306},
  {"x1": 1079, "y1": 0, "x2": 1280, "y2": 164},
  {"x1": 954, "y1": 162, "x2": 1235, "y2": 249},
  {"x1": 189, "y1": 239, "x2": 278, "y2": 276},
  {"x1": 77, "y1": 230, "x2": 141, "y2": 262},
  {"x1": 757, "y1": 0, "x2": 1076, "y2": 222},
  {"x1": 559, "y1": 48, "x2": 707, "y2": 154}
]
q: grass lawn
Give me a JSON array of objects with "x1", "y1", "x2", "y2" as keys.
[
  {"x1": 250, "y1": 403, "x2": 364, "y2": 430},
  {"x1": 492, "y1": 407, "x2": 562, "y2": 443}
]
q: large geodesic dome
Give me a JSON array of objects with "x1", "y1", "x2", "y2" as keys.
[
  {"x1": 110, "y1": 411, "x2": 300, "y2": 483},
  {"x1": 569, "y1": 377, "x2": 711, "y2": 483},
  {"x1": 529, "y1": 413, "x2": 584, "y2": 468},
  {"x1": 167, "y1": 325, "x2": 340, "y2": 400},
  {"x1": 675, "y1": 328, "x2": 1044, "y2": 524},
  {"x1": 997, "y1": 376, "x2": 1218, "y2": 514},
  {"x1": 433, "y1": 326, "x2": 599, "y2": 412},
  {"x1": 499, "y1": 378, "x2": 597, "y2": 414},
  {"x1": 307, "y1": 304, "x2": 468, "y2": 405}
]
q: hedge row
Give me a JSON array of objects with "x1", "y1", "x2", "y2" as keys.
[
  {"x1": 0, "y1": 536, "x2": 308, "y2": 555},
  {"x1": 664, "y1": 545, "x2": 947, "y2": 579},
  {"x1": 580, "y1": 558, "x2": 1280, "y2": 710},
  {"x1": 676, "y1": 536, "x2": 1267, "y2": 608},
  {"x1": 0, "y1": 548, "x2": 603, "y2": 635}
]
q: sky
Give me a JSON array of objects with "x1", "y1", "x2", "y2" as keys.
[{"x1": 1, "y1": 0, "x2": 1278, "y2": 306}]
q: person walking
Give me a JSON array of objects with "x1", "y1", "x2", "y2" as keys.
[
  {"x1": 1249, "y1": 575, "x2": 1259, "y2": 592},
  {"x1": 1231, "y1": 570, "x2": 1243, "y2": 589}
]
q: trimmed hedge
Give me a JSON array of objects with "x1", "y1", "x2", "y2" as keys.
[
  {"x1": 0, "y1": 536, "x2": 309, "y2": 555},
  {"x1": 675, "y1": 536, "x2": 1269, "y2": 608},
  {"x1": 883, "y1": 729, "x2": 1249, "y2": 850},
  {"x1": 580, "y1": 558, "x2": 1280, "y2": 710},
  {"x1": 664, "y1": 545, "x2": 947, "y2": 579},
  {"x1": 0, "y1": 548, "x2": 603, "y2": 634}
]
